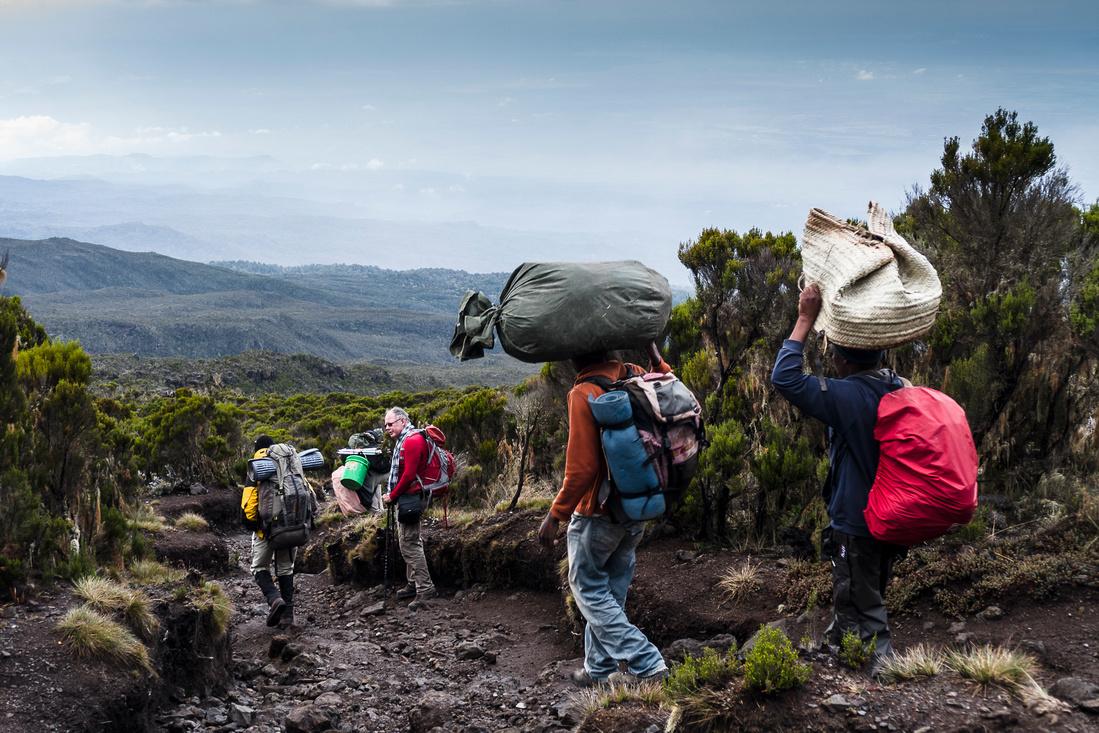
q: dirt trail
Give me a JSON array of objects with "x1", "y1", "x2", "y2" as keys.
[{"x1": 156, "y1": 531, "x2": 584, "y2": 733}]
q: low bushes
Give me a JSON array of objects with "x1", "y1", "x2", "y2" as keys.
[{"x1": 742, "y1": 625, "x2": 811, "y2": 693}]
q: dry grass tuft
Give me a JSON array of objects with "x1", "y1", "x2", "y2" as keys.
[
  {"x1": 718, "y1": 557, "x2": 762, "y2": 605},
  {"x1": 493, "y1": 495, "x2": 553, "y2": 513},
  {"x1": 128, "y1": 559, "x2": 184, "y2": 586},
  {"x1": 174, "y1": 512, "x2": 209, "y2": 531},
  {"x1": 878, "y1": 644, "x2": 944, "y2": 682},
  {"x1": 56, "y1": 606, "x2": 153, "y2": 672},
  {"x1": 74, "y1": 576, "x2": 158, "y2": 639},
  {"x1": 436, "y1": 507, "x2": 490, "y2": 527},
  {"x1": 313, "y1": 509, "x2": 347, "y2": 528},
  {"x1": 946, "y1": 645, "x2": 1036, "y2": 687},
  {"x1": 570, "y1": 681, "x2": 665, "y2": 719},
  {"x1": 128, "y1": 506, "x2": 168, "y2": 533},
  {"x1": 191, "y1": 581, "x2": 233, "y2": 638}
]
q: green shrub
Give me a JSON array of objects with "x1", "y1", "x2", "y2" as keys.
[
  {"x1": 95, "y1": 507, "x2": 132, "y2": 565},
  {"x1": 0, "y1": 556, "x2": 26, "y2": 598},
  {"x1": 664, "y1": 646, "x2": 740, "y2": 699},
  {"x1": 743, "y1": 626, "x2": 810, "y2": 694},
  {"x1": 54, "y1": 552, "x2": 98, "y2": 582},
  {"x1": 838, "y1": 629, "x2": 875, "y2": 670},
  {"x1": 954, "y1": 505, "x2": 989, "y2": 542}
]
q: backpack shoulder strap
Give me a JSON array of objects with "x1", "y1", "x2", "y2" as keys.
[
  {"x1": 580, "y1": 374, "x2": 615, "y2": 392},
  {"x1": 852, "y1": 368, "x2": 908, "y2": 389}
]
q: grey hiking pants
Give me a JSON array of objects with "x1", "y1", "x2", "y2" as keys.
[
  {"x1": 825, "y1": 528, "x2": 904, "y2": 658},
  {"x1": 396, "y1": 519, "x2": 436, "y2": 594},
  {"x1": 250, "y1": 533, "x2": 296, "y2": 577}
]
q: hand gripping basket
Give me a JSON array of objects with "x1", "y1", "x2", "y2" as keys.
[{"x1": 801, "y1": 201, "x2": 942, "y2": 349}]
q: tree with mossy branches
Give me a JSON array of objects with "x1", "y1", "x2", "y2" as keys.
[{"x1": 899, "y1": 109, "x2": 1097, "y2": 490}]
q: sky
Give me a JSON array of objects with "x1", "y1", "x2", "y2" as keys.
[{"x1": 0, "y1": 0, "x2": 1097, "y2": 279}]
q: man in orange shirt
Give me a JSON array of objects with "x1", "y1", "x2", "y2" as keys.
[{"x1": 538, "y1": 345, "x2": 669, "y2": 686}]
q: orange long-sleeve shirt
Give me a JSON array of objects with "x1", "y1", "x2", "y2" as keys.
[{"x1": 548, "y1": 358, "x2": 672, "y2": 522}]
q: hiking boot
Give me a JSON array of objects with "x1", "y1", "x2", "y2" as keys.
[
  {"x1": 608, "y1": 667, "x2": 669, "y2": 686},
  {"x1": 569, "y1": 669, "x2": 604, "y2": 688},
  {"x1": 395, "y1": 583, "x2": 417, "y2": 600},
  {"x1": 278, "y1": 606, "x2": 295, "y2": 630},
  {"x1": 868, "y1": 652, "x2": 893, "y2": 682},
  {"x1": 417, "y1": 588, "x2": 438, "y2": 600},
  {"x1": 266, "y1": 597, "x2": 286, "y2": 627}
]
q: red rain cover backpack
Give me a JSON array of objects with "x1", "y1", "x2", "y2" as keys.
[{"x1": 865, "y1": 386, "x2": 979, "y2": 546}]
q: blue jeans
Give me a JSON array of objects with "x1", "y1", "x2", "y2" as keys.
[{"x1": 566, "y1": 514, "x2": 666, "y2": 679}]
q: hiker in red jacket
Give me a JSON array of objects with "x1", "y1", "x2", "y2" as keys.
[{"x1": 382, "y1": 407, "x2": 439, "y2": 602}]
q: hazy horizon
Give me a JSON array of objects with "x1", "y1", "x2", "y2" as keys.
[{"x1": 1, "y1": 0, "x2": 1097, "y2": 282}]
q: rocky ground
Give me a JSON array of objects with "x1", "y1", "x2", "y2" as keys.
[
  {"x1": 155, "y1": 536, "x2": 586, "y2": 733},
  {"x1": 2, "y1": 485, "x2": 1099, "y2": 732}
]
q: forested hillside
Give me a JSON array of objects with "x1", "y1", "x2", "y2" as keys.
[{"x1": 1, "y1": 238, "x2": 510, "y2": 363}]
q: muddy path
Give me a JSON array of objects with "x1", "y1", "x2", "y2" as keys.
[{"x1": 155, "y1": 529, "x2": 585, "y2": 733}]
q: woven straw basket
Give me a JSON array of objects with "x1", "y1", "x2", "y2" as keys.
[{"x1": 801, "y1": 201, "x2": 942, "y2": 349}]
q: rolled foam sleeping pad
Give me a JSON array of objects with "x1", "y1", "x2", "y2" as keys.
[
  {"x1": 589, "y1": 392, "x2": 664, "y2": 520},
  {"x1": 249, "y1": 449, "x2": 325, "y2": 481},
  {"x1": 297, "y1": 448, "x2": 325, "y2": 471},
  {"x1": 249, "y1": 458, "x2": 276, "y2": 481}
]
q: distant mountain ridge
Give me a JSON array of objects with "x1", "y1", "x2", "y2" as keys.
[
  {"x1": 0, "y1": 172, "x2": 659, "y2": 274},
  {"x1": 2, "y1": 236, "x2": 511, "y2": 365}
]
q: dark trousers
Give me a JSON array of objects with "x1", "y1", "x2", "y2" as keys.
[{"x1": 824, "y1": 528, "x2": 903, "y2": 658}]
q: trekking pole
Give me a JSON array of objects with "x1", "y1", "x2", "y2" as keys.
[{"x1": 383, "y1": 502, "x2": 394, "y2": 609}]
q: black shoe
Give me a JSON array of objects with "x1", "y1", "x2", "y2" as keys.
[
  {"x1": 395, "y1": 584, "x2": 417, "y2": 600},
  {"x1": 266, "y1": 597, "x2": 286, "y2": 627},
  {"x1": 278, "y1": 606, "x2": 295, "y2": 630},
  {"x1": 570, "y1": 669, "x2": 604, "y2": 688}
]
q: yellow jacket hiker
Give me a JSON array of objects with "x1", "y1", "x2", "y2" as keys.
[
  {"x1": 240, "y1": 446, "x2": 267, "y2": 538},
  {"x1": 243, "y1": 436, "x2": 297, "y2": 629}
]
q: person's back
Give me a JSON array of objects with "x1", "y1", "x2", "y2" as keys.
[
  {"x1": 770, "y1": 284, "x2": 906, "y2": 675},
  {"x1": 243, "y1": 435, "x2": 300, "y2": 629},
  {"x1": 771, "y1": 349, "x2": 903, "y2": 536},
  {"x1": 539, "y1": 347, "x2": 669, "y2": 686}
]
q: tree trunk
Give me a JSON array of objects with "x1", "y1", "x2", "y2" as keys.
[{"x1": 507, "y1": 431, "x2": 533, "y2": 511}]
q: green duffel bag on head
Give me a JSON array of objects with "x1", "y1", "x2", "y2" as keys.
[{"x1": 450, "y1": 261, "x2": 672, "y2": 363}]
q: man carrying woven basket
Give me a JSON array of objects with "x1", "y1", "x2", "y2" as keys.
[{"x1": 771, "y1": 283, "x2": 907, "y2": 677}]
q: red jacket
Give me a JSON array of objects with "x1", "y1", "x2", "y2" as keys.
[
  {"x1": 548, "y1": 359, "x2": 671, "y2": 522},
  {"x1": 389, "y1": 430, "x2": 442, "y2": 498}
]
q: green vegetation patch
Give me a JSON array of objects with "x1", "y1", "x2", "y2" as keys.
[
  {"x1": 664, "y1": 646, "x2": 740, "y2": 700},
  {"x1": 742, "y1": 626, "x2": 810, "y2": 694},
  {"x1": 128, "y1": 559, "x2": 185, "y2": 586},
  {"x1": 191, "y1": 581, "x2": 232, "y2": 638},
  {"x1": 838, "y1": 629, "x2": 875, "y2": 670}
]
